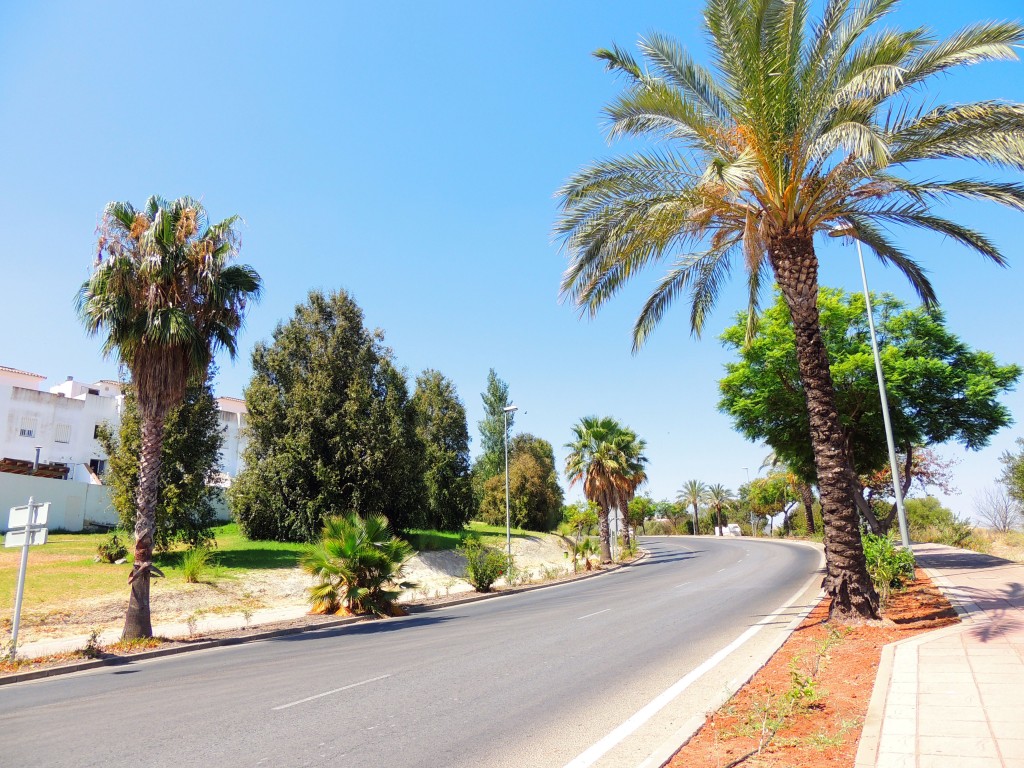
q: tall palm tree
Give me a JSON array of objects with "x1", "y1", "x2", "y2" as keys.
[
  {"x1": 706, "y1": 483, "x2": 735, "y2": 534},
  {"x1": 677, "y1": 479, "x2": 707, "y2": 536},
  {"x1": 565, "y1": 416, "x2": 630, "y2": 563},
  {"x1": 78, "y1": 196, "x2": 261, "y2": 639},
  {"x1": 557, "y1": 0, "x2": 1024, "y2": 621},
  {"x1": 612, "y1": 427, "x2": 648, "y2": 549}
]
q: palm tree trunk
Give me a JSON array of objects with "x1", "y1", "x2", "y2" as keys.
[
  {"x1": 597, "y1": 501, "x2": 612, "y2": 563},
  {"x1": 770, "y1": 234, "x2": 879, "y2": 622},
  {"x1": 123, "y1": 409, "x2": 165, "y2": 640},
  {"x1": 800, "y1": 483, "x2": 816, "y2": 534},
  {"x1": 691, "y1": 503, "x2": 699, "y2": 535}
]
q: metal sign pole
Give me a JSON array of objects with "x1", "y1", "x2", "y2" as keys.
[{"x1": 9, "y1": 498, "x2": 37, "y2": 660}]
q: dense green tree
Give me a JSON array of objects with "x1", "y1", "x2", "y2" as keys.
[
  {"x1": 721, "y1": 288, "x2": 1019, "y2": 531},
  {"x1": 747, "y1": 473, "x2": 799, "y2": 535},
  {"x1": 627, "y1": 495, "x2": 657, "y2": 535},
  {"x1": 97, "y1": 372, "x2": 223, "y2": 550},
  {"x1": 78, "y1": 196, "x2": 261, "y2": 639},
  {"x1": 1001, "y1": 438, "x2": 1024, "y2": 507},
  {"x1": 411, "y1": 370, "x2": 474, "y2": 532},
  {"x1": 479, "y1": 434, "x2": 564, "y2": 532},
  {"x1": 473, "y1": 369, "x2": 514, "y2": 489},
  {"x1": 556, "y1": 0, "x2": 1024, "y2": 621},
  {"x1": 229, "y1": 290, "x2": 425, "y2": 542}
]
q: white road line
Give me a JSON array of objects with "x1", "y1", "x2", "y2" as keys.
[
  {"x1": 577, "y1": 608, "x2": 611, "y2": 620},
  {"x1": 272, "y1": 674, "x2": 391, "y2": 711},
  {"x1": 716, "y1": 568, "x2": 726, "y2": 573},
  {"x1": 675, "y1": 582, "x2": 691, "y2": 588},
  {"x1": 562, "y1": 579, "x2": 813, "y2": 768}
]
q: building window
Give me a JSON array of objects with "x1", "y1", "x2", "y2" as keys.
[
  {"x1": 93, "y1": 424, "x2": 102, "y2": 439},
  {"x1": 55, "y1": 424, "x2": 72, "y2": 444},
  {"x1": 89, "y1": 458, "x2": 106, "y2": 476},
  {"x1": 87, "y1": 388, "x2": 100, "y2": 396},
  {"x1": 18, "y1": 418, "x2": 36, "y2": 438}
]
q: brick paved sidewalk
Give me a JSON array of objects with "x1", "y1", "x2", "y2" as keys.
[{"x1": 856, "y1": 543, "x2": 1024, "y2": 768}]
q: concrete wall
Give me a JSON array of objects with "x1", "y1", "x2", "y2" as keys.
[{"x1": 0, "y1": 472, "x2": 116, "y2": 532}]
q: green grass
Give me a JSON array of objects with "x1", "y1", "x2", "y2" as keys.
[{"x1": 405, "y1": 522, "x2": 546, "y2": 551}]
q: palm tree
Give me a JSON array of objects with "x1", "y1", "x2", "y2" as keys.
[
  {"x1": 677, "y1": 479, "x2": 707, "y2": 536},
  {"x1": 301, "y1": 513, "x2": 416, "y2": 616},
  {"x1": 613, "y1": 427, "x2": 648, "y2": 550},
  {"x1": 78, "y1": 196, "x2": 261, "y2": 639},
  {"x1": 763, "y1": 451, "x2": 816, "y2": 534},
  {"x1": 556, "y1": 1, "x2": 1024, "y2": 621},
  {"x1": 565, "y1": 416, "x2": 631, "y2": 563},
  {"x1": 706, "y1": 484, "x2": 735, "y2": 534}
]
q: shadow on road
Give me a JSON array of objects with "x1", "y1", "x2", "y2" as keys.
[{"x1": 271, "y1": 614, "x2": 456, "y2": 645}]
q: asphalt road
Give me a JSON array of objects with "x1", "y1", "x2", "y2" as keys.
[{"x1": 0, "y1": 537, "x2": 821, "y2": 768}]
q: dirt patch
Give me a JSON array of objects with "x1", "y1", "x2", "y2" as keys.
[{"x1": 666, "y1": 569, "x2": 958, "y2": 768}]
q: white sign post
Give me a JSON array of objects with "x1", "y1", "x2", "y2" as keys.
[{"x1": 6, "y1": 498, "x2": 49, "y2": 660}]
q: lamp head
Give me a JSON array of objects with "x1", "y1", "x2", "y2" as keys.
[{"x1": 503, "y1": 405, "x2": 519, "y2": 413}]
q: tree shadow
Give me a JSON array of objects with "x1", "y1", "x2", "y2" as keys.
[
  {"x1": 213, "y1": 549, "x2": 302, "y2": 570},
  {"x1": 271, "y1": 614, "x2": 455, "y2": 644}
]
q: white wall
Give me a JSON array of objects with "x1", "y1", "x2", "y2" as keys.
[{"x1": 0, "y1": 472, "x2": 116, "y2": 532}]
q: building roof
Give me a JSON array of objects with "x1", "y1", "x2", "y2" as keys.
[
  {"x1": 0, "y1": 365, "x2": 45, "y2": 379},
  {"x1": 218, "y1": 396, "x2": 246, "y2": 403}
]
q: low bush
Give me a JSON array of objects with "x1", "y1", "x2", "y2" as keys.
[
  {"x1": 96, "y1": 531, "x2": 129, "y2": 563},
  {"x1": 460, "y1": 536, "x2": 507, "y2": 592},
  {"x1": 862, "y1": 532, "x2": 915, "y2": 605},
  {"x1": 644, "y1": 520, "x2": 677, "y2": 536}
]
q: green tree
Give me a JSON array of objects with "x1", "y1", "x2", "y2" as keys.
[
  {"x1": 747, "y1": 473, "x2": 799, "y2": 535},
  {"x1": 479, "y1": 434, "x2": 564, "y2": 531},
  {"x1": 565, "y1": 416, "x2": 634, "y2": 563},
  {"x1": 78, "y1": 196, "x2": 261, "y2": 639},
  {"x1": 411, "y1": 369, "x2": 474, "y2": 532},
  {"x1": 229, "y1": 289, "x2": 425, "y2": 542},
  {"x1": 301, "y1": 513, "x2": 415, "y2": 616},
  {"x1": 721, "y1": 288, "x2": 1019, "y2": 531},
  {"x1": 1001, "y1": 438, "x2": 1024, "y2": 506},
  {"x1": 97, "y1": 371, "x2": 223, "y2": 550},
  {"x1": 556, "y1": 0, "x2": 1024, "y2": 621},
  {"x1": 627, "y1": 495, "x2": 657, "y2": 536},
  {"x1": 474, "y1": 369, "x2": 513, "y2": 488},
  {"x1": 677, "y1": 480, "x2": 707, "y2": 536}
]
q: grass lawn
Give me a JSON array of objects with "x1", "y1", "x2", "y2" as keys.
[
  {"x1": 406, "y1": 521, "x2": 548, "y2": 551},
  {"x1": 0, "y1": 523, "x2": 305, "y2": 613}
]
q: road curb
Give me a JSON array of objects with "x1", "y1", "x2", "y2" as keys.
[{"x1": 1, "y1": 549, "x2": 649, "y2": 686}]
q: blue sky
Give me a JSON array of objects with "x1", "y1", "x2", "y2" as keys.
[{"x1": 1, "y1": 1, "x2": 1021, "y2": 519}]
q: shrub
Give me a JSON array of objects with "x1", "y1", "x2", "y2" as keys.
[
  {"x1": 460, "y1": 536, "x2": 507, "y2": 592},
  {"x1": 862, "y1": 532, "x2": 915, "y2": 606},
  {"x1": 301, "y1": 513, "x2": 416, "y2": 616},
  {"x1": 181, "y1": 547, "x2": 213, "y2": 583},
  {"x1": 644, "y1": 520, "x2": 677, "y2": 536},
  {"x1": 96, "y1": 531, "x2": 129, "y2": 563}
]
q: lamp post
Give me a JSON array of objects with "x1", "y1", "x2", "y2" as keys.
[
  {"x1": 502, "y1": 404, "x2": 518, "y2": 563},
  {"x1": 830, "y1": 228, "x2": 911, "y2": 547},
  {"x1": 742, "y1": 466, "x2": 752, "y2": 536}
]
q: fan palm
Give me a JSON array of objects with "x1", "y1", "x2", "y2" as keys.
[
  {"x1": 301, "y1": 513, "x2": 416, "y2": 616},
  {"x1": 677, "y1": 479, "x2": 708, "y2": 536},
  {"x1": 565, "y1": 416, "x2": 631, "y2": 562},
  {"x1": 557, "y1": 0, "x2": 1024, "y2": 621},
  {"x1": 612, "y1": 427, "x2": 649, "y2": 550},
  {"x1": 706, "y1": 483, "x2": 735, "y2": 534},
  {"x1": 78, "y1": 196, "x2": 261, "y2": 639}
]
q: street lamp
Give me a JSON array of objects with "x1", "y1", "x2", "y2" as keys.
[
  {"x1": 830, "y1": 227, "x2": 911, "y2": 547},
  {"x1": 502, "y1": 404, "x2": 518, "y2": 563}
]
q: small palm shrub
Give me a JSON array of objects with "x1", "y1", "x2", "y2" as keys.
[
  {"x1": 460, "y1": 536, "x2": 507, "y2": 592},
  {"x1": 96, "y1": 531, "x2": 129, "y2": 563},
  {"x1": 301, "y1": 513, "x2": 416, "y2": 616},
  {"x1": 181, "y1": 547, "x2": 213, "y2": 583},
  {"x1": 572, "y1": 537, "x2": 600, "y2": 572},
  {"x1": 862, "y1": 533, "x2": 916, "y2": 606}
]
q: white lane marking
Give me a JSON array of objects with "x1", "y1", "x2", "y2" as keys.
[
  {"x1": 272, "y1": 674, "x2": 391, "y2": 711},
  {"x1": 577, "y1": 608, "x2": 611, "y2": 620},
  {"x1": 562, "y1": 579, "x2": 814, "y2": 768},
  {"x1": 675, "y1": 582, "x2": 691, "y2": 588},
  {"x1": 717, "y1": 568, "x2": 726, "y2": 573}
]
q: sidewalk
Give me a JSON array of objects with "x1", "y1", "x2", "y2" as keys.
[{"x1": 856, "y1": 542, "x2": 1024, "y2": 768}]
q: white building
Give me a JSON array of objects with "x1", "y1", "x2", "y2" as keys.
[{"x1": 0, "y1": 365, "x2": 248, "y2": 530}]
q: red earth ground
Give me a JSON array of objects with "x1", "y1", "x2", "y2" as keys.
[{"x1": 667, "y1": 569, "x2": 958, "y2": 768}]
